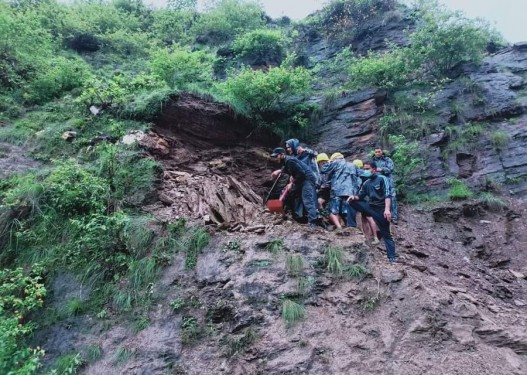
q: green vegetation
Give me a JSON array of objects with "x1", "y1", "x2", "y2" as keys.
[
  {"x1": 184, "y1": 227, "x2": 210, "y2": 269},
  {"x1": 0, "y1": 266, "x2": 46, "y2": 375},
  {"x1": 85, "y1": 344, "x2": 103, "y2": 363},
  {"x1": 0, "y1": 0, "x2": 510, "y2": 371},
  {"x1": 448, "y1": 178, "x2": 473, "y2": 200},
  {"x1": 222, "y1": 327, "x2": 257, "y2": 357},
  {"x1": 114, "y1": 346, "x2": 134, "y2": 366},
  {"x1": 490, "y1": 130, "x2": 510, "y2": 150},
  {"x1": 478, "y1": 192, "x2": 507, "y2": 212},
  {"x1": 215, "y1": 58, "x2": 313, "y2": 137},
  {"x1": 282, "y1": 299, "x2": 305, "y2": 327},
  {"x1": 233, "y1": 29, "x2": 285, "y2": 62},
  {"x1": 285, "y1": 254, "x2": 304, "y2": 277},
  {"x1": 265, "y1": 238, "x2": 285, "y2": 254}
]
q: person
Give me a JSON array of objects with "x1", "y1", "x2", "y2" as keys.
[
  {"x1": 270, "y1": 147, "x2": 323, "y2": 228},
  {"x1": 285, "y1": 139, "x2": 319, "y2": 181},
  {"x1": 321, "y1": 152, "x2": 361, "y2": 229},
  {"x1": 372, "y1": 147, "x2": 398, "y2": 224},
  {"x1": 354, "y1": 159, "x2": 379, "y2": 245},
  {"x1": 347, "y1": 161, "x2": 397, "y2": 263},
  {"x1": 316, "y1": 153, "x2": 331, "y2": 211}
]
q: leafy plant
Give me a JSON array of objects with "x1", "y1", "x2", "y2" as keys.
[
  {"x1": 0, "y1": 266, "x2": 46, "y2": 375},
  {"x1": 215, "y1": 58, "x2": 312, "y2": 137},
  {"x1": 181, "y1": 316, "x2": 201, "y2": 344},
  {"x1": 51, "y1": 353, "x2": 84, "y2": 375},
  {"x1": 389, "y1": 135, "x2": 426, "y2": 197},
  {"x1": 282, "y1": 299, "x2": 305, "y2": 327},
  {"x1": 169, "y1": 298, "x2": 186, "y2": 312},
  {"x1": 190, "y1": 0, "x2": 265, "y2": 44},
  {"x1": 233, "y1": 29, "x2": 285, "y2": 63},
  {"x1": 448, "y1": 178, "x2": 473, "y2": 200},
  {"x1": 149, "y1": 47, "x2": 215, "y2": 90}
]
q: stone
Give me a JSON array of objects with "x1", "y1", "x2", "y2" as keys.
[
  {"x1": 509, "y1": 270, "x2": 526, "y2": 279},
  {"x1": 61, "y1": 131, "x2": 77, "y2": 142},
  {"x1": 89, "y1": 105, "x2": 100, "y2": 115},
  {"x1": 381, "y1": 269, "x2": 405, "y2": 284}
]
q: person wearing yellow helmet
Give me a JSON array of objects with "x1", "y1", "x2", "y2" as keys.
[
  {"x1": 316, "y1": 153, "x2": 329, "y2": 164},
  {"x1": 316, "y1": 153, "x2": 330, "y2": 212},
  {"x1": 321, "y1": 152, "x2": 361, "y2": 229},
  {"x1": 352, "y1": 159, "x2": 363, "y2": 168},
  {"x1": 330, "y1": 152, "x2": 344, "y2": 161}
]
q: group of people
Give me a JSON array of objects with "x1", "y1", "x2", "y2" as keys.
[{"x1": 268, "y1": 139, "x2": 399, "y2": 264}]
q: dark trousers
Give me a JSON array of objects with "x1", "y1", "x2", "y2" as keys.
[
  {"x1": 345, "y1": 203, "x2": 357, "y2": 227},
  {"x1": 348, "y1": 201, "x2": 397, "y2": 260},
  {"x1": 301, "y1": 179, "x2": 319, "y2": 224}
]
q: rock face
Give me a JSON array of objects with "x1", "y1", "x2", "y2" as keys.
[{"x1": 309, "y1": 43, "x2": 527, "y2": 199}]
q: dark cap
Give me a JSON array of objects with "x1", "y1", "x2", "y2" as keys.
[{"x1": 270, "y1": 147, "x2": 286, "y2": 157}]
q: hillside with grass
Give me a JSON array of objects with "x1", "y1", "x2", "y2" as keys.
[{"x1": 1, "y1": 0, "x2": 527, "y2": 374}]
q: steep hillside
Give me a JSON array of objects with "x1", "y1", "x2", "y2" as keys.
[{"x1": 0, "y1": 1, "x2": 526, "y2": 375}]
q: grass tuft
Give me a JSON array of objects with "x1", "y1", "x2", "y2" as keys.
[
  {"x1": 282, "y1": 299, "x2": 305, "y2": 327},
  {"x1": 185, "y1": 227, "x2": 210, "y2": 269},
  {"x1": 85, "y1": 344, "x2": 103, "y2": 363},
  {"x1": 265, "y1": 238, "x2": 284, "y2": 254},
  {"x1": 324, "y1": 246, "x2": 344, "y2": 277},
  {"x1": 448, "y1": 178, "x2": 473, "y2": 200},
  {"x1": 223, "y1": 327, "x2": 257, "y2": 357},
  {"x1": 479, "y1": 192, "x2": 507, "y2": 212},
  {"x1": 345, "y1": 263, "x2": 368, "y2": 279},
  {"x1": 285, "y1": 254, "x2": 304, "y2": 277}
]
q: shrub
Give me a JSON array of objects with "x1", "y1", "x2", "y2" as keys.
[
  {"x1": 191, "y1": 0, "x2": 265, "y2": 44},
  {"x1": 149, "y1": 47, "x2": 215, "y2": 90},
  {"x1": 409, "y1": 1, "x2": 497, "y2": 76},
  {"x1": 448, "y1": 178, "x2": 473, "y2": 200},
  {"x1": 490, "y1": 130, "x2": 510, "y2": 150},
  {"x1": 43, "y1": 159, "x2": 109, "y2": 217},
  {"x1": 233, "y1": 29, "x2": 285, "y2": 63},
  {"x1": 215, "y1": 58, "x2": 312, "y2": 136},
  {"x1": 0, "y1": 266, "x2": 46, "y2": 375},
  {"x1": 347, "y1": 47, "x2": 412, "y2": 90},
  {"x1": 25, "y1": 56, "x2": 92, "y2": 104},
  {"x1": 388, "y1": 135, "x2": 426, "y2": 196}
]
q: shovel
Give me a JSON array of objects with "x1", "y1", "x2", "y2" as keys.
[{"x1": 266, "y1": 181, "x2": 291, "y2": 214}]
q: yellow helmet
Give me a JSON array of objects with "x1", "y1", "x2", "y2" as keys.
[
  {"x1": 316, "y1": 153, "x2": 329, "y2": 163},
  {"x1": 353, "y1": 159, "x2": 363, "y2": 168},
  {"x1": 330, "y1": 152, "x2": 344, "y2": 161}
]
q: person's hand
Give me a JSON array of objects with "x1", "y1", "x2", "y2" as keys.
[
  {"x1": 384, "y1": 210, "x2": 391, "y2": 222},
  {"x1": 271, "y1": 170, "x2": 281, "y2": 179}
]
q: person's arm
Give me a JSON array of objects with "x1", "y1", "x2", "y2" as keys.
[
  {"x1": 380, "y1": 157, "x2": 394, "y2": 176},
  {"x1": 381, "y1": 176, "x2": 392, "y2": 221},
  {"x1": 271, "y1": 169, "x2": 282, "y2": 178}
]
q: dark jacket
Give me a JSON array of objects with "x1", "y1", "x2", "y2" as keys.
[
  {"x1": 321, "y1": 159, "x2": 361, "y2": 197},
  {"x1": 373, "y1": 155, "x2": 395, "y2": 189},
  {"x1": 297, "y1": 147, "x2": 320, "y2": 180},
  {"x1": 281, "y1": 156, "x2": 316, "y2": 184},
  {"x1": 358, "y1": 174, "x2": 391, "y2": 207}
]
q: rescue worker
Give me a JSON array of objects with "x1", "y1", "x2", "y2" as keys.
[
  {"x1": 321, "y1": 152, "x2": 361, "y2": 229},
  {"x1": 354, "y1": 158, "x2": 379, "y2": 245},
  {"x1": 316, "y1": 153, "x2": 331, "y2": 210},
  {"x1": 347, "y1": 161, "x2": 397, "y2": 263},
  {"x1": 270, "y1": 147, "x2": 323, "y2": 228},
  {"x1": 372, "y1": 147, "x2": 398, "y2": 224}
]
